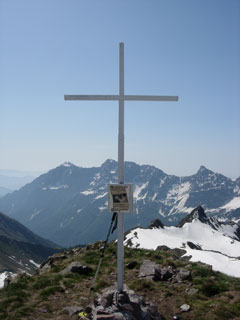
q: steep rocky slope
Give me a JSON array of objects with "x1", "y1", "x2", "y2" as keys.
[{"x1": 0, "y1": 211, "x2": 60, "y2": 275}]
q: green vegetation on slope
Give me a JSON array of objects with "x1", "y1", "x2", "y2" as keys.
[{"x1": 0, "y1": 242, "x2": 240, "y2": 320}]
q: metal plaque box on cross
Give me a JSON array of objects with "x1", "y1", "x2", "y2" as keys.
[{"x1": 108, "y1": 184, "x2": 133, "y2": 213}]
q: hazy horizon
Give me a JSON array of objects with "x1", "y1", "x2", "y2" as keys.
[{"x1": 0, "y1": 158, "x2": 239, "y2": 180}]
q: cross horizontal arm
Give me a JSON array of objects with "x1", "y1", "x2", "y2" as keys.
[
  {"x1": 64, "y1": 95, "x2": 178, "y2": 102},
  {"x1": 64, "y1": 95, "x2": 119, "y2": 101},
  {"x1": 124, "y1": 95, "x2": 178, "y2": 101}
]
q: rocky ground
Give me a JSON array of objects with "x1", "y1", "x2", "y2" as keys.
[{"x1": 0, "y1": 242, "x2": 240, "y2": 320}]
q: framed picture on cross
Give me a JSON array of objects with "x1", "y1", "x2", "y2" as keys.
[{"x1": 108, "y1": 184, "x2": 133, "y2": 213}]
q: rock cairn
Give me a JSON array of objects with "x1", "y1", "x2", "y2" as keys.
[{"x1": 89, "y1": 284, "x2": 166, "y2": 320}]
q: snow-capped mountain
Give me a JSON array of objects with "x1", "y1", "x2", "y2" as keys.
[
  {"x1": 125, "y1": 206, "x2": 240, "y2": 278},
  {"x1": 0, "y1": 160, "x2": 239, "y2": 247}
]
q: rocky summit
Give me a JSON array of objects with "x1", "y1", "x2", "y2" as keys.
[
  {"x1": 1, "y1": 241, "x2": 240, "y2": 319},
  {"x1": 0, "y1": 160, "x2": 239, "y2": 247}
]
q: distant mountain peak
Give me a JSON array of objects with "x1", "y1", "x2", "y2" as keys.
[
  {"x1": 196, "y1": 165, "x2": 213, "y2": 175},
  {"x1": 101, "y1": 159, "x2": 117, "y2": 170},
  {"x1": 148, "y1": 219, "x2": 164, "y2": 229},
  {"x1": 192, "y1": 205, "x2": 208, "y2": 222},
  {"x1": 177, "y1": 206, "x2": 208, "y2": 227},
  {"x1": 177, "y1": 206, "x2": 225, "y2": 232},
  {"x1": 61, "y1": 162, "x2": 75, "y2": 168}
]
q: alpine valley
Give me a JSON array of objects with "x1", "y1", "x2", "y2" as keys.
[
  {"x1": 0, "y1": 160, "x2": 239, "y2": 247},
  {"x1": 0, "y1": 210, "x2": 59, "y2": 286}
]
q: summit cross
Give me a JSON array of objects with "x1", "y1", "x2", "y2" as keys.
[{"x1": 64, "y1": 42, "x2": 178, "y2": 292}]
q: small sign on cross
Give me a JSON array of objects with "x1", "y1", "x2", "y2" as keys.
[{"x1": 108, "y1": 184, "x2": 133, "y2": 213}]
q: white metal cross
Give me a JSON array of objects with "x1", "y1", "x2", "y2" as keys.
[{"x1": 64, "y1": 42, "x2": 178, "y2": 292}]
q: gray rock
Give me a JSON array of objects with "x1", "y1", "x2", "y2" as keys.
[
  {"x1": 186, "y1": 288, "x2": 198, "y2": 296},
  {"x1": 39, "y1": 262, "x2": 51, "y2": 274},
  {"x1": 187, "y1": 241, "x2": 202, "y2": 250},
  {"x1": 63, "y1": 306, "x2": 83, "y2": 316},
  {"x1": 40, "y1": 254, "x2": 67, "y2": 268},
  {"x1": 156, "y1": 245, "x2": 170, "y2": 251},
  {"x1": 176, "y1": 268, "x2": 192, "y2": 282},
  {"x1": 3, "y1": 277, "x2": 11, "y2": 287},
  {"x1": 139, "y1": 260, "x2": 161, "y2": 281},
  {"x1": 169, "y1": 248, "x2": 187, "y2": 258},
  {"x1": 139, "y1": 261, "x2": 174, "y2": 282},
  {"x1": 180, "y1": 304, "x2": 190, "y2": 312},
  {"x1": 37, "y1": 307, "x2": 48, "y2": 313},
  {"x1": 126, "y1": 261, "x2": 138, "y2": 269},
  {"x1": 61, "y1": 262, "x2": 93, "y2": 275},
  {"x1": 160, "y1": 267, "x2": 174, "y2": 281},
  {"x1": 95, "y1": 309, "x2": 124, "y2": 319}
]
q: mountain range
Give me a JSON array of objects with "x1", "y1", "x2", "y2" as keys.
[
  {"x1": 125, "y1": 206, "x2": 240, "y2": 278},
  {"x1": 0, "y1": 160, "x2": 239, "y2": 247}
]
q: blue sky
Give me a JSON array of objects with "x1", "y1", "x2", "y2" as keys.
[{"x1": 0, "y1": 0, "x2": 239, "y2": 178}]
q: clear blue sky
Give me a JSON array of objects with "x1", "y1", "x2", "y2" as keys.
[{"x1": 0, "y1": 0, "x2": 239, "y2": 178}]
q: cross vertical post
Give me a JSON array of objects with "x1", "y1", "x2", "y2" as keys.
[
  {"x1": 117, "y1": 42, "x2": 124, "y2": 292},
  {"x1": 64, "y1": 42, "x2": 178, "y2": 295}
]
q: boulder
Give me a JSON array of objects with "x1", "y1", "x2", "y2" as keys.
[
  {"x1": 39, "y1": 254, "x2": 68, "y2": 273},
  {"x1": 63, "y1": 306, "x2": 83, "y2": 316},
  {"x1": 3, "y1": 277, "x2": 11, "y2": 287},
  {"x1": 37, "y1": 307, "x2": 48, "y2": 313},
  {"x1": 156, "y1": 245, "x2": 170, "y2": 251},
  {"x1": 187, "y1": 241, "x2": 202, "y2": 250},
  {"x1": 186, "y1": 288, "x2": 198, "y2": 296},
  {"x1": 60, "y1": 262, "x2": 93, "y2": 275},
  {"x1": 160, "y1": 267, "x2": 174, "y2": 281},
  {"x1": 169, "y1": 248, "x2": 187, "y2": 258},
  {"x1": 176, "y1": 268, "x2": 192, "y2": 282},
  {"x1": 180, "y1": 304, "x2": 190, "y2": 312},
  {"x1": 139, "y1": 260, "x2": 161, "y2": 281},
  {"x1": 126, "y1": 261, "x2": 138, "y2": 269},
  {"x1": 139, "y1": 261, "x2": 174, "y2": 282}
]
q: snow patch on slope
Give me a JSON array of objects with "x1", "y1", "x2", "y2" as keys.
[
  {"x1": 134, "y1": 182, "x2": 149, "y2": 201},
  {"x1": 95, "y1": 192, "x2": 108, "y2": 199},
  {"x1": 0, "y1": 272, "x2": 8, "y2": 289},
  {"x1": 220, "y1": 197, "x2": 240, "y2": 211},
  {"x1": 29, "y1": 259, "x2": 40, "y2": 268},
  {"x1": 124, "y1": 219, "x2": 240, "y2": 277},
  {"x1": 166, "y1": 182, "x2": 194, "y2": 214},
  {"x1": 42, "y1": 185, "x2": 69, "y2": 191},
  {"x1": 30, "y1": 210, "x2": 41, "y2": 221},
  {"x1": 80, "y1": 190, "x2": 95, "y2": 195},
  {"x1": 0, "y1": 272, "x2": 17, "y2": 289}
]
